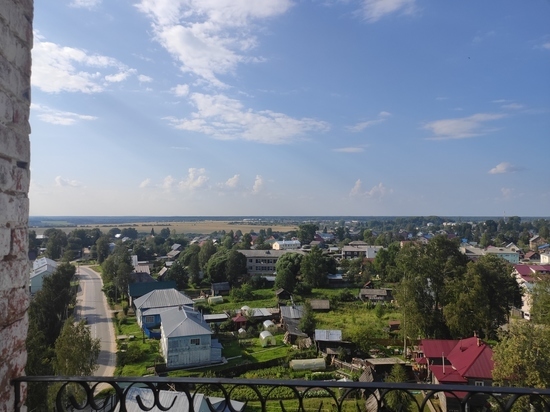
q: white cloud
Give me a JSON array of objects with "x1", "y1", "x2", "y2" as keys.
[
  {"x1": 424, "y1": 113, "x2": 505, "y2": 140},
  {"x1": 252, "y1": 175, "x2": 264, "y2": 194},
  {"x1": 333, "y1": 147, "x2": 365, "y2": 153},
  {"x1": 31, "y1": 103, "x2": 97, "y2": 125},
  {"x1": 224, "y1": 174, "x2": 240, "y2": 188},
  {"x1": 136, "y1": 0, "x2": 293, "y2": 87},
  {"x1": 165, "y1": 92, "x2": 329, "y2": 144},
  {"x1": 171, "y1": 84, "x2": 190, "y2": 96},
  {"x1": 55, "y1": 176, "x2": 83, "y2": 187},
  {"x1": 347, "y1": 111, "x2": 391, "y2": 132},
  {"x1": 489, "y1": 162, "x2": 523, "y2": 174},
  {"x1": 138, "y1": 74, "x2": 153, "y2": 83},
  {"x1": 349, "y1": 180, "x2": 392, "y2": 199},
  {"x1": 161, "y1": 175, "x2": 174, "y2": 191},
  {"x1": 32, "y1": 33, "x2": 136, "y2": 93},
  {"x1": 541, "y1": 42, "x2": 550, "y2": 50},
  {"x1": 69, "y1": 0, "x2": 101, "y2": 9},
  {"x1": 178, "y1": 168, "x2": 209, "y2": 190},
  {"x1": 139, "y1": 178, "x2": 152, "y2": 188},
  {"x1": 501, "y1": 187, "x2": 513, "y2": 199},
  {"x1": 501, "y1": 103, "x2": 523, "y2": 110},
  {"x1": 361, "y1": 0, "x2": 417, "y2": 23}
]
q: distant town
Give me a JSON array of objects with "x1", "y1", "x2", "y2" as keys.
[{"x1": 27, "y1": 215, "x2": 550, "y2": 411}]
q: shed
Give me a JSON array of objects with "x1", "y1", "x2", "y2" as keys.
[
  {"x1": 289, "y1": 358, "x2": 326, "y2": 371},
  {"x1": 263, "y1": 320, "x2": 276, "y2": 331},
  {"x1": 259, "y1": 331, "x2": 276, "y2": 347},
  {"x1": 208, "y1": 295, "x2": 224, "y2": 305}
]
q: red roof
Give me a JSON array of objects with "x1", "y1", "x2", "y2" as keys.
[
  {"x1": 447, "y1": 337, "x2": 494, "y2": 379},
  {"x1": 232, "y1": 315, "x2": 247, "y2": 323},
  {"x1": 420, "y1": 339, "x2": 458, "y2": 359},
  {"x1": 429, "y1": 365, "x2": 467, "y2": 383},
  {"x1": 514, "y1": 264, "x2": 533, "y2": 276}
]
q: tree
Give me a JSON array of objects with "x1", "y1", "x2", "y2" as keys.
[
  {"x1": 298, "y1": 223, "x2": 318, "y2": 245},
  {"x1": 164, "y1": 260, "x2": 189, "y2": 289},
  {"x1": 384, "y1": 364, "x2": 412, "y2": 412},
  {"x1": 373, "y1": 243, "x2": 400, "y2": 282},
  {"x1": 199, "y1": 240, "x2": 217, "y2": 270},
  {"x1": 44, "y1": 228, "x2": 68, "y2": 260},
  {"x1": 275, "y1": 252, "x2": 303, "y2": 292},
  {"x1": 159, "y1": 227, "x2": 171, "y2": 239},
  {"x1": 53, "y1": 318, "x2": 101, "y2": 376},
  {"x1": 493, "y1": 321, "x2": 550, "y2": 389},
  {"x1": 531, "y1": 277, "x2": 550, "y2": 325},
  {"x1": 300, "y1": 246, "x2": 336, "y2": 288},
  {"x1": 226, "y1": 250, "x2": 247, "y2": 284},
  {"x1": 188, "y1": 253, "x2": 201, "y2": 285},
  {"x1": 206, "y1": 249, "x2": 229, "y2": 283},
  {"x1": 299, "y1": 301, "x2": 316, "y2": 336},
  {"x1": 120, "y1": 227, "x2": 138, "y2": 239},
  {"x1": 95, "y1": 235, "x2": 110, "y2": 264}
]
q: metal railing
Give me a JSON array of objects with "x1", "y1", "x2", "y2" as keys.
[{"x1": 11, "y1": 376, "x2": 550, "y2": 412}]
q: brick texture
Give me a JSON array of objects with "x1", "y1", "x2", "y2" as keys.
[{"x1": 0, "y1": 0, "x2": 33, "y2": 410}]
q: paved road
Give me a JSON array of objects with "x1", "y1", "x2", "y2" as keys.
[{"x1": 75, "y1": 266, "x2": 116, "y2": 377}]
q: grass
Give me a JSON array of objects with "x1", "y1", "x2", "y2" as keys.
[{"x1": 204, "y1": 288, "x2": 278, "y2": 312}]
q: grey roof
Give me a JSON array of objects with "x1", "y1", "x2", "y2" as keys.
[
  {"x1": 366, "y1": 357, "x2": 406, "y2": 366},
  {"x1": 161, "y1": 307, "x2": 213, "y2": 338},
  {"x1": 134, "y1": 288, "x2": 194, "y2": 310},
  {"x1": 237, "y1": 249, "x2": 304, "y2": 258},
  {"x1": 203, "y1": 313, "x2": 229, "y2": 322},
  {"x1": 280, "y1": 305, "x2": 304, "y2": 320},
  {"x1": 360, "y1": 288, "x2": 391, "y2": 296},
  {"x1": 119, "y1": 387, "x2": 204, "y2": 412},
  {"x1": 211, "y1": 282, "x2": 231, "y2": 292},
  {"x1": 315, "y1": 329, "x2": 342, "y2": 342},
  {"x1": 310, "y1": 299, "x2": 330, "y2": 310},
  {"x1": 243, "y1": 308, "x2": 272, "y2": 317}
]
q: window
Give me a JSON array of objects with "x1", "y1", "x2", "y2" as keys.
[
  {"x1": 144, "y1": 316, "x2": 155, "y2": 324},
  {"x1": 475, "y1": 381, "x2": 484, "y2": 386},
  {"x1": 190, "y1": 338, "x2": 200, "y2": 345}
]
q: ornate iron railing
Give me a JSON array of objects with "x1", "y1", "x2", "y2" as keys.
[{"x1": 12, "y1": 376, "x2": 550, "y2": 412}]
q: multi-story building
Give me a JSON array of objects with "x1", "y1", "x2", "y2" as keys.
[{"x1": 238, "y1": 249, "x2": 303, "y2": 276}]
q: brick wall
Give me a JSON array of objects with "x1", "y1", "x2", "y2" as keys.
[{"x1": 0, "y1": 0, "x2": 33, "y2": 411}]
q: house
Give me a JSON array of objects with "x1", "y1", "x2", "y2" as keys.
[
  {"x1": 134, "y1": 288, "x2": 194, "y2": 329},
  {"x1": 30, "y1": 257, "x2": 58, "y2": 294},
  {"x1": 420, "y1": 337, "x2": 494, "y2": 412},
  {"x1": 513, "y1": 264, "x2": 550, "y2": 319},
  {"x1": 280, "y1": 305, "x2": 308, "y2": 343},
  {"x1": 541, "y1": 253, "x2": 550, "y2": 264},
  {"x1": 159, "y1": 306, "x2": 223, "y2": 369},
  {"x1": 342, "y1": 244, "x2": 384, "y2": 260},
  {"x1": 530, "y1": 235, "x2": 547, "y2": 251},
  {"x1": 127, "y1": 281, "x2": 177, "y2": 308},
  {"x1": 211, "y1": 282, "x2": 231, "y2": 296},
  {"x1": 275, "y1": 288, "x2": 292, "y2": 301},
  {"x1": 485, "y1": 246, "x2": 520, "y2": 264},
  {"x1": 118, "y1": 387, "x2": 245, "y2": 412},
  {"x1": 524, "y1": 251, "x2": 540, "y2": 262},
  {"x1": 238, "y1": 249, "x2": 304, "y2": 276},
  {"x1": 358, "y1": 288, "x2": 393, "y2": 302},
  {"x1": 314, "y1": 329, "x2": 344, "y2": 355},
  {"x1": 272, "y1": 240, "x2": 301, "y2": 250}
]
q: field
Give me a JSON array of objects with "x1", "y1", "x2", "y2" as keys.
[{"x1": 31, "y1": 220, "x2": 298, "y2": 236}]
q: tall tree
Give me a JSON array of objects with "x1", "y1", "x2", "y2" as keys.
[
  {"x1": 199, "y1": 240, "x2": 217, "y2": 270},
  {"x1": 164, "y1": 261, "x2": 189, "y2": 289},
  {"x1": 299, "y1": 301, "x2": 316, "y2": 336},
  {"x1": 298, "y1": 223, "x2": 319, "y2": 245},
  {"x1": 44, "y1": 228, "x2": 68, "y2": 260},
  {"x1": 300, "y1": 246, "x2": 336, "y2": 288},
  {"x1": 226, "y1": 250, "x2": 247, "y2": 284},
  {"x1": 275, "y1": 252, "x2": 303, "y2": 292},
  {"x1": 53, "y1": 318, "x2": 101, "y2": 376},
  {"x1": 531, "y1": 277, "x2": 550, "y2": 325},
  {"x1": 95, "y1": 235, "x2": 110, "y2": 264},
  {"x1": 384, "y1": 364, "x2": 412, "y2": 412}
]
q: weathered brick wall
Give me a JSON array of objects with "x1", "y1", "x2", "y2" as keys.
[{"x1": 0, "y1": 0, "x2": 33, "y2": 411}]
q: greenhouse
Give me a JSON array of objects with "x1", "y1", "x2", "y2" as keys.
[
  {"x1": 289, "y1": 358, "x2": 326, "y2": 371},
  {"x1": 263, "y1": 320, "x2": 276, "y2": 331},
  {"x1": 259, "y1": 331, "x2": 276, "y2": 347}
]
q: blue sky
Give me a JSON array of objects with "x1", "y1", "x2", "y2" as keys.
[{"x1": 30, "y1": 0, "x2": 550, "y2": 217}]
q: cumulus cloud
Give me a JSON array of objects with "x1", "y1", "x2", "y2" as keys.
[
  {"x1": 424, "y1": 113, "x2": 505, "y2": 140},
  {"x1": 136, "y1": 0, "x2": 293, "y2": 88},
  {"x1": 164, "y1": 92, "x2": 329, "y2": 144},
  {"x1": 161, "y1": 175, "x2": 174, "y2": 191},
  {"x1": 541, "y1": 42, "x2": 550, "y2": 50},
  {"x1": 333, "y1": 147, "x2": 365, "y2": 153},
  {"x1": 139, "y1": 178, "x2": 152, "y2": 188},
  {"x1": 488, "y1": 162, "x2": 523, "y2": 174},
  {"x1": 347, "y1": 111, "x2": 391, "y2": 132},
  {"x1": 360, "y1": 0, "x2": 417, "y2": 23},
  {"x1": 223, "y1": 174, "x2": 240, "y2": 188},
  {"x1": 171, "y1": 84, "x2": 190, "y2": 96},
  {"x1": 178, "y1": 168, "x2": 209, "y2": 190},
  {"x1": 55, "y1": 176, "x2": 83, "y2": 187},
  {"x1": 349, "y1": 180, "x2": 392, "y2": 199},
  {"x1": 31, "y1": 103, "x2": 97, "y2": 125},
  {"x1": 32, "y1": 33, "x2": 137, "y2": 93},
  {"x1": 69, "y1": 0, "x2": 101, "y2": 9},
  {"x1": 252, "y1": 175, "x2": 264, "y2": 194},
  {"x1": 138, "y1": 74, "x2": 153, "y2": 83}
]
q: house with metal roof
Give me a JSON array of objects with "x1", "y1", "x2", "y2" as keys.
[
  {"x1": 128, "y1": 280, "x2": 177, "y2": 308},
  {"x1": 134, "y1": 288, "x2": 194, "y2": 329},
  {"x1": 30, "y1": 257, "x2": 58, "y2": 294},
  {"x1": 358, "y1": 288, "x2": 393, "y2": 302},
  {"x1": 159, "y1": 306, "x2": 223, "y2": 369}
]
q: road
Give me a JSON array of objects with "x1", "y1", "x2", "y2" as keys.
[{"x1": 75, "y1": 266, "x2": 116, "y2": 377}]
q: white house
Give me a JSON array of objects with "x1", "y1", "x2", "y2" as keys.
[
  {"x1": 30, "y1": 257, "x2": 58, "y2": 294},
  {"x1": 159, "y1": 306, "x2": 223, "y2": 369},
  {"x1": 272, "y1": 240, "x2": 301, "y2": 250}
]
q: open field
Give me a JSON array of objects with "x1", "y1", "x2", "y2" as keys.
[{"x1": 31, "y1": 220, "x2": 298, "y2": 236}]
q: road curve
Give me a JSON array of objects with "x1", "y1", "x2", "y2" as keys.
[{"x1": 75, "y1": 265, "x2": 117, "y2": 377}]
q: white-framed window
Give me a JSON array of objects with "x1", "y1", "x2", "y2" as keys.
[
  {"x1": 475, "y1": 381, "x2": 484, "y2": 386},
  {"x1": 144, "y1": 316, "x2": 155, "y2": 324},
  {"x1": 190, "y1": 338, "x2": 200, "y2": 345}
]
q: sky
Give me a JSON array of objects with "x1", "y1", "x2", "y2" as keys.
[{"x1": 29, "y1": 0, "x2": 550, "y2": 217}]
